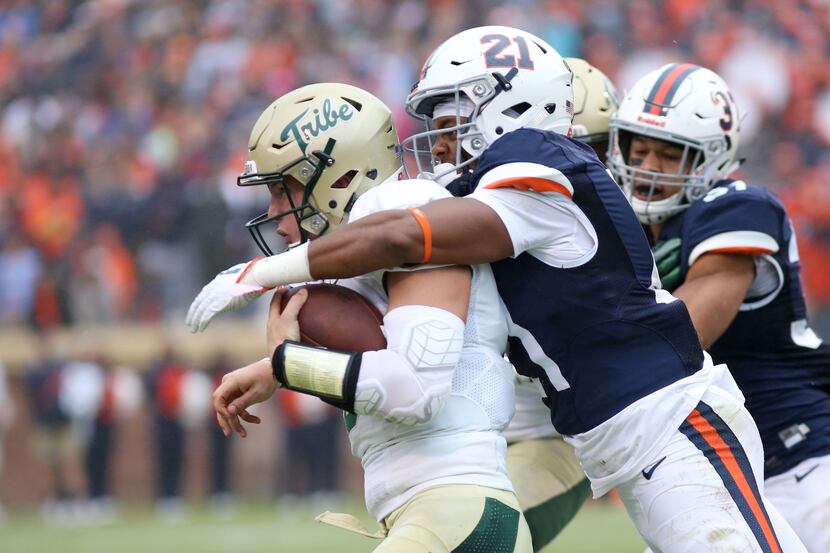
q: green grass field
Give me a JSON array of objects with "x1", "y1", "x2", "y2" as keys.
[{"x1": 0, "y1": 498, "x2": 645, "y2": 553}]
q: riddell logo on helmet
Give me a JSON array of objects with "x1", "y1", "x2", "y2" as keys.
[{"x1": 636, "y1": 114, "x2": 666, "y2": 127}]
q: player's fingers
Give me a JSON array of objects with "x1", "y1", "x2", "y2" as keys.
[
  {"x1": 197, "y1": 303, "x2": 218, "y2": 332},
  {"x1": 228, "y1": 388, "x2": 260, "y2": 418},
  {"x1": 239, "y1": 410, "x2": 261, "y2": 424},
  {"x1": 191, "y1": 302, "x2": 208, "y2": 333},
  {"x1": 216, "y1": 411, "x2": 231, "y2": 437},
  {"x1": 213, "y1": 382, "x2": 240, "y2": 419},
  {"x1": 185, "y1": 296, "x2": 202, "y2": 332},
  {"x1": 228, "y1": 413, "x2": 247, "y2": 438},
  {"x1": 280, "y1": 288, "x2": 308, "y2": 320},
  {"x1": 269, "y1": 288, "x2": 289, "y2": 316},
  {"x1": 192, "y1": 291, "x2": 215, "y2": 333}
]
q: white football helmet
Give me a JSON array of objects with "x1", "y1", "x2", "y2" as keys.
[
  {"x1": 403, "y1": 26, "x2": 573, "y2": 180},
  {"x1": 608, "y1": 63, "x2": 741, "y2": 224},
  {"x1": 238, "y1": 83, "x2": 401, "y2": 253}
]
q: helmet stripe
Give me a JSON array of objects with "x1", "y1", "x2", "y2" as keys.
[{"x1": 643, "y1": 63, "x2": 699, "y2": 116}]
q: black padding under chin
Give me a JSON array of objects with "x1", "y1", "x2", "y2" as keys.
[{"x1": 618, "y1": 130, "x2": 633, "y2": 163}]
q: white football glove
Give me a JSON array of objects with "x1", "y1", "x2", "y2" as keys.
[{"x1": 186, "y1": 259, "x2": 273, "y2": 333}]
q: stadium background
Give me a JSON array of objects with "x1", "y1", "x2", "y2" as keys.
[{"x1": 0, "y1": 1, "x2": 828, "y2": 551}]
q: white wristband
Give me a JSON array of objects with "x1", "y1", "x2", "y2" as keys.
[{"x1": 251, "y1": 242, "x2": 312, "y2": 287}]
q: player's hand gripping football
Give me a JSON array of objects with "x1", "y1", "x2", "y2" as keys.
[
  {"x1": 266, "y1": 287, "x2": 308, "y2": 355},
  {"x1": 652, "y1": 238, "x2": 683, "y2": 292},
  {"x1": 186, "y1": 259, "x2": 273, "y2": 332},
  {"x1": 212, "y1": 288, "x2": 308, "y2": 437}
]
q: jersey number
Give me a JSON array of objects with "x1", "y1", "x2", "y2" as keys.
[
  {"x1": 713, "y1": 90, "x2": 734, "y2": 131},
  {"x1": 481, "y1": 34, "x2": 535, "y2": 70},
  {"x1": 508, "y1": 318, "x2": 571, "y2": 391},
  {"x1": 703, "y1": 180, "x2": 746, "y2": 203}
]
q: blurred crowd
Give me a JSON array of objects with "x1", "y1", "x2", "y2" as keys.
[
  {"x1": 0, "y1": 0, "x2": 828, "y2": 521},
  {"x1": 0, "y1": 347, "x2": 345, "y2": 520},
  {"x1": 0, "y1": 0, "x2": 828, "y2": 331}
]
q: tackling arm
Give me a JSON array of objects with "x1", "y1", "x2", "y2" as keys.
[
  {"x1": 672, "y1": 252, "x2": 755, "y2": 349},
  {"x1": 254, "y1": 197, "x2": 513, "y2": 287}
]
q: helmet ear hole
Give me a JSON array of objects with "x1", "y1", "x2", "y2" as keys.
[
  {"x1": 502, "y1": 102, "x2": 532, "y2": 119},
  {"x1": 331, "y1": 169, "x2": 358, "y2": 189}
]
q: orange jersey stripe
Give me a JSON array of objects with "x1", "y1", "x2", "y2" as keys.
[
  {"x1": 647, "y1": 63, "x2": 696, "y2": 115},
  {"x1": 707, "y1": 246, "x2": 774, "y2": 256},
  {"x1": 407, "y1": 207, "x2": 432, "y2": 264},
  {"x1": 686, "y1": 410, "x2": 782, "y2": 553},
  {"x1": 484, "y1": 176, "x2": 573, "y2": 198}
]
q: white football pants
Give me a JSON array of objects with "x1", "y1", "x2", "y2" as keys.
[
  {"x1": 622, "y1": 385, "x2": 807, "y2": 553},
  {"x1": 764, "y1": 453, "x2": 830, "y2": 553}
]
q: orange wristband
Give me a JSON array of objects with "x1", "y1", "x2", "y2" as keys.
[{"x1": 406, "y1": 207, "x2": 432, "y2": 264}]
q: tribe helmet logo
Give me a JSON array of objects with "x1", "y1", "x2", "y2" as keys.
[{"x1": 280, "y1": 98, "x2": 354, "y2": 154}]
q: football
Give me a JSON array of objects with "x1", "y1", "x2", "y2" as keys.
[{"x1": 280, "y1": 283, "x2": 386, "y2": 352}]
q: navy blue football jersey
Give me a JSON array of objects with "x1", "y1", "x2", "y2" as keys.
[
  {"x1": 464, "y1": 128, "x2": 704, "y2": 436},
  {"x1": 657, "y1": 179, "x2": 830, "y2": 477}
]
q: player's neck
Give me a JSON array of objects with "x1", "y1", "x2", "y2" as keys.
[{"x1": 648, "y1": 223, "x2": 662, "y2": 241}]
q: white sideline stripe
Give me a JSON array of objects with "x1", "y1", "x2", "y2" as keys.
[
  {"x1": 478, "y1": 162, "x2": 574, "y2": 195},
  {"x1": 688, "y1": 231, "x2": 778, "y2": 266}
]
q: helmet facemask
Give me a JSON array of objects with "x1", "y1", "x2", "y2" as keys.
[
  {"x1": 403, "y1": 75, "x2": 505, "y2": 183},
  {"x1": 239, "y1": 139, "x2": 339, "y2": 254},
  {"x1": 608, "y1": 124, "x2": 731, "y2": 225}
]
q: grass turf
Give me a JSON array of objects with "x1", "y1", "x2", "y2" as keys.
[{"x1": 0, "y1": 498, "x2": 644, "y2": 553}]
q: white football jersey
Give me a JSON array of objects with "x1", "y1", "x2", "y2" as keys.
[
  {"x1": 502, "y1": 374, "x2": 560, "y2": 443},
  {"x1": 340, "y1": 178, "x2": 516, "y2": 521}
]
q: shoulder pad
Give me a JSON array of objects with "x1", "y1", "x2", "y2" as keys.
[
  {"x1": 348, "y1": 178, "x2": 451, "y2": 223},
  {"x1": 472, "y1": 129, "x2": 598, "y2": 193},
  {"x1": 682, "y1": 181, "x2": 784, "y2": 266}
]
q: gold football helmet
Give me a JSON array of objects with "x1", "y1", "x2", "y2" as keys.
[
  {"x1": 239, "y1": 83, "x2": 401, "y2": 252},
  {"x1": 565, "y1": 58, "x2": 620, "y2": 161}
]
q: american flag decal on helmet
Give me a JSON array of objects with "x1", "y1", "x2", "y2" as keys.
[{"x1": 566, "y1": 100, "x2": 574, "y2": 115}]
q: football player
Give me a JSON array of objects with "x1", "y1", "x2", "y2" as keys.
[
  {"x1": 492, "y1": 58, "x2": 619, "y2": 552},
  {"x1": 192, "y1": 27, "x2": 807, "y2": 552},
  {"x1": 205, "y1": 83, "x2": 533, "y2": 553},
  {"x1": 609, "y1": 63, "x2": 830, "y2": 552},
  {"x1": 432, "y1": 57, "x2": 619, "y2": 551}
]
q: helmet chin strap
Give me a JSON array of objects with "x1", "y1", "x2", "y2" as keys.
[
  {"x1": 417, "y1": 162, "x2": 459, "y2": 188},
  {"x1": 630, "y1": 191, "x2": 686, "y2": 225},
  {"x1": 296, "y1": 138, "x2": 337, "y2": 243}
]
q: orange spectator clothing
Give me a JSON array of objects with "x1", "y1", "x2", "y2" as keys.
[
  {"x1": 20, "y1": 174, "x2": 85, "y2": 259},
  {"x1": 94, "y1": 225, "x2": 138, "y2": 317},
  {"x1": 157, "y1": 364, "x2": 188, "y2": 420}
]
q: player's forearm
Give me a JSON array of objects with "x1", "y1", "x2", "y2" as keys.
[
  {"x1": 308, "y1": 209, "x2": 421, "y2": 279},
  {"x1": 310, "y1": 197, "x2": 514, "y2": 277},
  {"x1": 252, "y1": 197, "x2": 513, "y2": 288},
  {"x1": 675, "y1": 284, "x2": 739, "y2": 349},
  {"x1": 673, "y1": 253, "x2": 755, "y2": 349},
  {"x1": 674, "y1": 273, "x2": 750, "y2": 349}
]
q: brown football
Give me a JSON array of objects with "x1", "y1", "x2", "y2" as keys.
[{"x1": 279, "y1": 283, "x2": 386, "y2": 352}]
